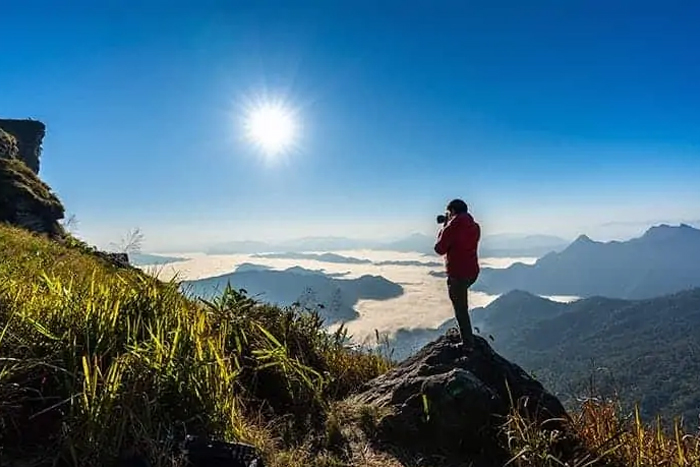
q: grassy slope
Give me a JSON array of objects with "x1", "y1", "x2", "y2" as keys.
[
  {"x1": 2, "y1": 223, "x2": 700, "y2": 467},
  {"x1": 0, "y1": 224, "x2": 389, "y2": 466}
]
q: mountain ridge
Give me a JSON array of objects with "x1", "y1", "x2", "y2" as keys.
[
  {"x1": 205, "y1": 231, "x2": 571, "y2": 257},
  {"x1": 473, "y1": 223, "x2": 700, "y2": 299}
]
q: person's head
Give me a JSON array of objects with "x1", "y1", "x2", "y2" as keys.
[{"x1": 446, "y1": 199, "x2": 469, "y2": 218}]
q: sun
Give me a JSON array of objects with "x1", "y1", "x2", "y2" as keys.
[{"x1": 244, "y1": 101, "x2": 299, "y2": 157}]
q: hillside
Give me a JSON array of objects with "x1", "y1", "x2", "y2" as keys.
[
  {"x1": 489, "y1": 289, "x2": 700, "y2": 425},
  {"x1": 181, "y1": 264, "x2": 403, "y2": 326},
  {"x1": 473, "y1": 224, "x2": 700, "y2": 299},
  {"x1": 390, "y1": 288, "x2": 700, "y2": 425},
  {"x1": 0, "y1": 224, "x2": 393, "y2": 466}
]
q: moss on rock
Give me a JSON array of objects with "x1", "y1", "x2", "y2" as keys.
[
  {"x1": 0, "y1": 157, "x2": 65, "y2": 237},
  {"x1": 0, "y1": 128, "x2": 19, "y2": 159}
]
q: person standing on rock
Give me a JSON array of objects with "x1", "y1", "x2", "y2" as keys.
[{"x1": 434, "y1": 199, "x2": 481, "y2": 349}]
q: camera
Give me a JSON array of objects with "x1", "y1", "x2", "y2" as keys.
[{"x1": 436, "y1": 214, "x2": 447, "y2": 224}]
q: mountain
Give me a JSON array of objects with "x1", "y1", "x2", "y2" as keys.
[
  {"x1": 372, "y1": 232, "x2": 569, "y2": 257},
  {"x1": 479, "y1": 233, "x2": 569, "y2": 257},
  {"x1": 128, "y1": 252, "x2": 186, "y2": 266},
  {"x1": 253, "y1": 252, "x2": 440, "y2": 267},
  {"x1": 252, "y1": 251, "x2": 372, "y2": 264},
  {"x1": 181, "y1": 264, "x2": 403, "y2": 326},
  {"x1": 277, "y1": 236, "x2": 381, "y2": 251},
  {"x1": 388, "y1": 287, "x2": 700, "y2": 426},
  {"x1": 378, "y1": 233, "x2": 436, "y2": 254},
  {"x1": 374, "y1": 259, "x2": 442, "y2": 267},
  {"x1": 205, "y1": 240, "x2": 273, "y2": 254},
  {"x1": 203, "y1": 232, "x2": 569, "y2": 257},
  {"x1": 205, "y1": 237, "x2": 380, "y2": 255},
  {"x1": 473, "y1": 224, "x2": 700, "y2": 299}
]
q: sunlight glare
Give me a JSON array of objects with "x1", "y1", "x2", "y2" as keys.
[{"x1": 244, "y1": 101, "x2": 298, "y2": 157}]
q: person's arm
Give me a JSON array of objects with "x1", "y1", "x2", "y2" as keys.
[{"x1": 434, "y1": 220, "x2": 454, "y2": 255}]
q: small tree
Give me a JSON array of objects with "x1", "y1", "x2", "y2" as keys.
[
  {"x1": 60, "y1": 213, "x2": 80, "y2": 234},
  {"x1": 110, "y1": 227, "x2": 145, "y2": 254}
]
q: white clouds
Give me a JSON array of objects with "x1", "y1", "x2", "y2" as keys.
[{"x1": 140, "y1": 250, "x2": 537, "y2": 345}]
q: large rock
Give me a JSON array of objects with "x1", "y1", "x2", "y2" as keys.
[
  {"x1": 0, "y1": 119, "x2": 45, "y2": 173},
  {"x1": 0, "y1": 128, "x2": 20, "y2": 159},
  {"x1": 0, "y1": 119, "x2": 64, "y2": 237},
  {"x1": 350, "y1": 331, "x2": 570, "y2": 464},
  {"x1": 0, "y1": 156, "x2": 65, "y2": 237}
]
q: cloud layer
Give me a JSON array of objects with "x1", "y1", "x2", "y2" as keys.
[{"x1": 141, "y1": 250, "x2": 545, "y2": 344}]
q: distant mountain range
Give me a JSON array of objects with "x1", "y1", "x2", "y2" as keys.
[
  {"x1": 205, "y1": 232, "x2": 570, "y2": 258},
  {"x1": 252, "y1": 252, "x2": 372, "y2": 264},
  {"x1": 128, "y1": 252, "x2": 187, "y2": 266},
  {"x1": 387, "y1": 286, "x2": 700, "y2": 426},
  {"x1": 206, "y1": 237, "x2": 376, "y2": 255},
  {"x1": 251, "y1": 251, "x2": 442, "y2": 268},
  {"x1": 181, "y1": 264, "x2": 403, "y2": 326},
  {"x1": 473, "y1": 224, "x2": 700, "y2": 299}
]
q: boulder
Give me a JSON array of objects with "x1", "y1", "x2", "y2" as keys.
[
  {"x1": 0, "y1": 118, "x2": 45, "y2": 173},
  {"x1": 350, "y1": 331, "x2": 570, "y2": 464},
  {"x1": 97, "y1": 251, "x2": 131, "y2": 269},
  {"x1": 0, "y1": 157, "x2": 65, "y2": 237}
]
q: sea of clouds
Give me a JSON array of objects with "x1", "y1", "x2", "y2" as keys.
[{"x1": 141, "y1": 250, "x2": 578, "y2": 346}]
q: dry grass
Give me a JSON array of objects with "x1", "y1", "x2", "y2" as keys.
[{"x1": 501, "y1": 395, "x2": 700, "y2": 466}]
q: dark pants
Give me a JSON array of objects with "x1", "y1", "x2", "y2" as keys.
[{"x1": 447, "y1": 276, "x2": 477, "y2": 346}]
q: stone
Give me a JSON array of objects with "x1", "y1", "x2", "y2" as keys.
[
  {"x1": 102, "y1": 252, "x2": 130, "y2": 268},
  {"x1": 0, "y1": 128, "x2": 19, "y2": 159},
  {"x1": 0, "y1": 157, "x2": 65, "y2": 237},
  {"x1": 349, "y1": 331, "x2": 570, "y2": 464},
  {"x1": 0, "y1": 119, "x2": 45, "y2": 174},
  {"x1": 116, "y1": 435, "x2": 265, "y2": 467}
]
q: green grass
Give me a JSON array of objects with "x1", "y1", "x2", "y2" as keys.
[
  {"x1": 2, "y1": 222, "x2": 700, "y2": 467},
  {"x1": 0, "y1": 224, "x2": 389, "y2": 466}
]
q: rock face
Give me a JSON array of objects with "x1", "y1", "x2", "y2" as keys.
[
  {"x1": 1, "y1": 120, "x2": 65, "y2": 237},
  {"x1": 351, "y1": 331, "x2": 569, "y2": 464},
  {"x1": 0, "y1": 157, "x2": 65, "y2": 237},
  {"x1": 0, "y1": 128, "x2": 20, "y2": 159},
  {"x1": 0, "y1": 119, "x2": 45, "y2": 173}
]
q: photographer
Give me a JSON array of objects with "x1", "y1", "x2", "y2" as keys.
[{"x1": 434, "y1": 199, "x2": 481, "y2": 350}]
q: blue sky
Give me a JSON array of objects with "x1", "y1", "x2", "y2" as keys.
[{"x1": 2, "y1": 1, "x2": 699, "y2": 250}]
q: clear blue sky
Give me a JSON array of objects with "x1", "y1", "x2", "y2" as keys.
[{"x1": 2, "y1": 0, "x2": 699, "y2": 250}]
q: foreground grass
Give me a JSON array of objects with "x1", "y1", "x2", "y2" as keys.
[
  {"x1": 0, "y1": 224, "x2": 389, "y2": 466},
  {"x1": 1, "y1": 223, "x2": 699, "y2": 466},
  {"x1": 503, "y1": 396, "x2": 700, "y2": 467}
]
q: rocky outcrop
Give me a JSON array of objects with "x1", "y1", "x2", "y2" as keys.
[
  {"x1": 350, "y1": 331, "x2": 570, "y2": 464},
  {"x1": 0, "y1": 119, "x2": 45, "y2": 173},
  {"x1": 0, "y1": 157, "x2": 65, "y2": 237},
  {"x1": 0, "y1": 119, "x2": 65, "y2": 238},
  {"x1": 0, "y1": 128, "x2": 20, "y2": 159}
]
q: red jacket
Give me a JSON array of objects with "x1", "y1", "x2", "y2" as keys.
[{"x1": 434, "y1": 212, "x2": 481, "y2": 280}]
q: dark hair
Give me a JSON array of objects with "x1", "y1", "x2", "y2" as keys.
[{"x1": 446, "y1": 198, "x2": 468, "y2": 214}]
